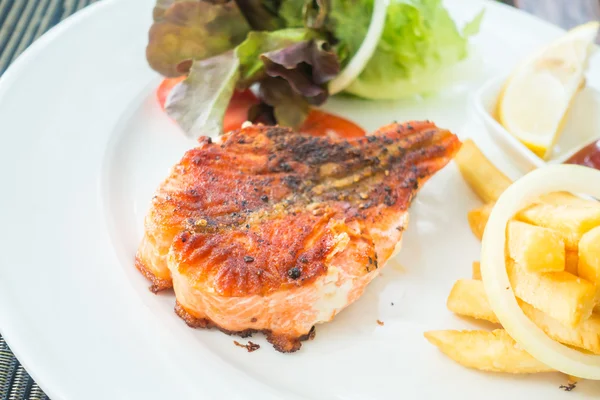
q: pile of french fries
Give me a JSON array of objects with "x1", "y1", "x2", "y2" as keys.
[{"x1": 425, "y1": 139, "x2": 600, "y2": 377}]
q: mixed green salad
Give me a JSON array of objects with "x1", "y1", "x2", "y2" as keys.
[{"x1": 146, "y1": 0, "x2": 483, "y2": 137}]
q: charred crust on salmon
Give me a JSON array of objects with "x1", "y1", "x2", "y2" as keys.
[
  {"x1": 137, "y1": 121, "x2": 461, "y2": 352},
  {"x1": 175, "y1": 302, "x2": 314, "y2": 353}
]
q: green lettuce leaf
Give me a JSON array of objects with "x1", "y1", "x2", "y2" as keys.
[
  {"x1": 278, "y1": 0, "x2": 328, "y2": 29},
  {"x1": 330, "y1": 0, "x2": 483, "y2": 99},
  {"x1": 237, "y1": 29, "x2": 338, "y2": 124},
  {"x1": 304, "y1": 0, "x2": 329, "y2": 29},
  {"x1": 165, "y1": 51, "x2": 240, "y2": 138},
  {"x1": 463, "y1": 9, "x2": 485, "y2": 37},
  {"x1": 278, "y1": 0, "x2": 306, "y2": 28},
  {"x1": 261, "y1": 39, "x2": 339, "y2": 105},
  {"x1": 146, "y1": 0, "x2": 250, "y2": 77},
  {"x1": 234, "y1": 0, "x2": 286, "y2": 31},
  {"x1": 328, "y1": 0, "x2": 372, "y2": 64},
  {"x1": 236, "y1": 29, "x2": 312, "y2": 87},
  {"x1": 258, "y1": 77, "x2": 310, "y2": 128},
  {"x1": 164, "y1": 27, "x2": 340, "y2": 136}
]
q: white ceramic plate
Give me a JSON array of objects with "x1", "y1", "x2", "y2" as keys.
[{"x1": 0, "y1": 1, "x2": 599, "y2": 399}]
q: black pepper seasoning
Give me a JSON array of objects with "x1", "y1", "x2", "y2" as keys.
[{"x1": 288, "y1": 267, "x2": 301, "y2": 279}]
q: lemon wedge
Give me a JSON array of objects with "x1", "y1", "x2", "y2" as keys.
[{"x1": 497, "y1": 22, "x2": 599, "y2": 159}]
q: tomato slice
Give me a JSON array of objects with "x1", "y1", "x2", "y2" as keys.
[
  {"x1": 222, "y1": 89, "x2": 260, "y2": 133},
  {"x1": 156, "y1": 78, "x2": 365, "y2": 138},
  {"x1": 299, "y1": 109, "x2": 366, "y2": 139},
  {"x1": 156, "y1": 76, "x2": 186, "y2": 110},
  {"x1": 157, "y1": 77, "x2": 259, "y2": 132}
]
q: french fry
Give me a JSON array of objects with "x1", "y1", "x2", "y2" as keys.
[
  {"x1": 454, "y1": 139, "x2": 513, "y2": 203},
  {"x1": 578, "y1": 226, "x2": 600, "y2": 287},
  {"x1": 507, "y1": 221, "x2": 565, "y2": 273},
  {"x1": 516, "y1": 203, "x2": 600, "y2": 250},
  {"x1": 424, "y1": 329, "x2": 553, "y2": 373},
  {"x1": 468, "y1": 202, "x2": 494, "y2": 240},
  {"x1": 472, "y1": 261, "x2": 481, "y2": 280},
  {"x1": 447, "y1": 279, "x2": 600, "y2": 354},
  {"x1": 466, "y1": 193, "x2": 600, "y2": 243},
  {"x1": 521, "y1": 302, "x2": 600, "y2": 355},
  {"x1": 444, "y1": 145, "x2": 600, "y2": 376},
  {"x1": 507, "y1": 260, "x2": 596, "y2": 327},
  {"x1": 447, "y1": 279, "x2": 499, "y2": 323},
  {"x1": 565, "y1": 251, "x2": 579, "y2": 276}
]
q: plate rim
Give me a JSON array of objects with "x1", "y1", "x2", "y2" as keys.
[
  {"x1": 0, "y1": 2, "x2": 119, "y2": 399},
  {"x1": 0, "y1": 0, "x2": 582, "y2": 398}
]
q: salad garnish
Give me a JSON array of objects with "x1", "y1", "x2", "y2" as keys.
[{"x1": 146, "y1": 0, "x2": 483, "y2": 137}]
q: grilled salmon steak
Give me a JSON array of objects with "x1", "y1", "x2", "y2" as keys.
[{"x1": 136, "y1": 121, "x2": 461, "y2": 352}]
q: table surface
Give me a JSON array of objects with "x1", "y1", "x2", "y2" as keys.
[
  {"x1": 0, "y1": 0, "x2": 599, "y2": 399},
  {"x1": 506, "y1": 0, "x2": 600, "y2": 35}
]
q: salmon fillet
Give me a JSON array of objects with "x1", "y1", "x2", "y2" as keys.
[{"x1": 136, "y1": 121, "x2": 461, "y2": 351}]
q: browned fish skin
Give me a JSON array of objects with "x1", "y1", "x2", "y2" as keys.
[
  {"x1": 136, "y1": 121, "x2": 461, "y2": 351},
  {"x1": 174, "y1": 301, "x2": 316, "y2": 352}
]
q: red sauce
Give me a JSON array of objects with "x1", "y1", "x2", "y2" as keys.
[
  {"x1": 156, "y1": 78, "x2": 366, "y2": 139},
  {"x1": 565, "y1": 139, "x2": 600, "y2": 170}
]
